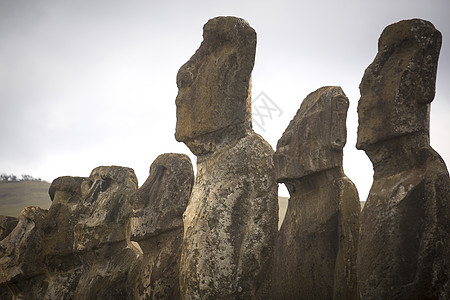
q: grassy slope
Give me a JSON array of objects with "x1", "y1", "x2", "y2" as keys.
[{"x1": 0, "y1": 181, "x2": 52, "y2": 217}]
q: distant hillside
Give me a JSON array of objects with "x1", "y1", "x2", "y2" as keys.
[{"x1": 0, "y1": 181, "x2": 51, "y2": 217}]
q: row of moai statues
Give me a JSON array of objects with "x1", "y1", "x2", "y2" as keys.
[
  {"x1": 1, "y1": 16, "x2": 449, "y2": 299},
  {"x1": 0, "y1": 157, "x2": 194, "y2": 299}
]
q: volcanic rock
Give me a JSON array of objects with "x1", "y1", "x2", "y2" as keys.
[
  {"x1": 176, "y1": 17, "x2": 278, "y2": 299},
  {"x1": 0, "y1": 216, "x2": 18, "y2": 241},
  {"x1": 73, "y1": 166, "x2": 140, "y2": 299},
  {"x1": 0, "y1": 207, "x2": 48, "y2": 299},
  {"x1": 273, "y1": 86, "x2": 360, "y2": 299},
  {"x1": 43, "y1": 176, "x2": 89, "y2": 299},
  {"x1": 130, "y1": 153, "x2": 194, "y2": 299},
  {"x1": 175, "y1": 16, "x2": 255, "y2": 156},
  {"x1": 356, "y1": 19, "x2": 450, "y2": 299}
]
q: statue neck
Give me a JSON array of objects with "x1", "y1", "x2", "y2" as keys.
[
  {"x1": 185, "y1": 123, "x2": 251, "y2": 157},
  {"x1": 363, "y1": 132, "x2": 431, "y2": 178},
  {"x1": 285, "y1": 167, "x2": 344, "y2": 197}
]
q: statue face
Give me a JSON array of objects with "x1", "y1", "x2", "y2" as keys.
[
  {"x1": 130, "y1": 154, "x2": 193, "y2": 242},
  {"x1": 73, "y1": 166, "x2": 138, "y2": 252},
  {"x1": 175, "y1": 48, "x2": 247, "y2": 141},
  {"x1": 174, "y1": 17, "x2": 256, "y2": 144},
  {"x1": 44, "y1": 177, "x2": 88, "y2": 256},
  {"x1": 274, "y1": 86, "x2": 348, "y2": 181},
  {"x1": 356, "y1": 19, "x2": 441, "y2": 149}
]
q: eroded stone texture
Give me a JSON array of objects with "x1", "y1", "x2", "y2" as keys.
[
  {"x1": 45, "y1": 176, "x2": 89, "y2": 257},
  {"x1": 275, "y1": 87, "x2": 349, "y2": 181},
  {"x1": 0, "y1": 207, "x2": 48, "y2": 299},
  {"x1": 356, "y1": 19, "x2": 450, "y2": 299},
  {"x1": 176, "y1": 17, "x2": 278, "y2": 299},
  {"x1": 0, "y1": 216, "x2": 18, "y2": 241},
  {"x1": 73, "y1": 166, "x2": 140, "y2": 299},
  {"x1": 272, "y1": 86, "x2": 360, "y2": 299},
  {"x1": 181, "y1": 134, "x2": 278, "y2": 299},
  {"x1": 175, "y1": 16, "x2": 255, "y2": 156},
  {"x1": 130, "y1": 153, "x2": 194, "y2": 299},
  {"x1": 357, "y1": 19, "x2": 442, "y2": 149},
  {"x1": 0, "y1": 177, "x2": 88, "y2": 299},
  {"x1": 42, "y1": 176, "x2": 89, "y2": 300}
]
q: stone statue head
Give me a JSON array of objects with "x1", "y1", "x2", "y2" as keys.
[
  {"x1": 274, "y1": 86, "x2": 349, "y2": 182},
  {"x1": 0, "y1": 207, "x2": 47, "y2": 283},
  {"x1": 356, "y1": 19, "x2": 442, "y2": 150},
  {"x1": 43, "y1": 176, "x2": 89, "y2": 257},
  {"x1": 130, "y1": 153, "x2": 194, "y2": 242},
  {"x1": 73, "y1": 166, "x2": 138, "y2": 253},
  {"x1": 175, "y1": 16, "x2": 256, "y2": 155}
]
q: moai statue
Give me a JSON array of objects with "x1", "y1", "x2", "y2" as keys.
[
  {"x1": 272, "y1": 86, "x2": 360, "y2": 299},
  {"x1": 73, "y1": 166, "x2": 140, "y2": 299},
  {"x1": 356, "y1": 19, "x2": 450, "y2": 299},
  {"x1": 42, "y1": 176, "x2": 89, "y2": 299},
  {"x1": 0, "y1": 207, "x2": 48, "y2": 299},
  {"x1": 130, "y1": 153, "x2": 194, "y2": 299},
  {"x1": 176, "y1": 17, "x2": 278, "y2": 299}
]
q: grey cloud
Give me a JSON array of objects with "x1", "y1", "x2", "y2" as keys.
[{"x1": 0, "y1": 0, "x2": 448, "y2": 200}]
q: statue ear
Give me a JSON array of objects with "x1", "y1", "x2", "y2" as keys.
[
  {"x1": 417, "y1": 29, "x2": 442, "y2": 104},
  {"x1": 330, "y1": 96, "x2": 349, "y2": 150},
  {"x1": 403, "y1": 62, "x2": 437, "y2": 105},
  {"x1": 415, "y1": 69, "x2": 437, "y2": 104}
]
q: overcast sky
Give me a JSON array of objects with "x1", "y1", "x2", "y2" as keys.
[{"x1": 1, "y1": 0, "x2": 449, "y2": 200}]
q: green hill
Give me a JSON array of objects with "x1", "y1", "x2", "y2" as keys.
[{"x1": 0, "y1": 181, "x2": 52, "y2": 217}]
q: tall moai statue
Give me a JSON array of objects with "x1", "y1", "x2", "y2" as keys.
[
  {"x1": 273, "y1": 86, "x2": 360, "y2": 299},
  {"x1": 130, "y1": 153, "x2": 194, "y2": 299},
  {"x1": 175, "y1": 17, "x2": 278, "y2": 299},
  {"x1": 356, "y1": 19, "x2": 450, "y2": 299},
  {"x1": 73, "y1": 166, "x2": 140, "y2": 299}
]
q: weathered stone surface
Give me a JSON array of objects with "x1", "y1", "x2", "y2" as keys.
[
  {"x1": 356, "y1": 19, "x2": 450, "y2": 299},
  {"x1": 74, "y1": 166, "x2": 138, "y2": 251},
  {"x1": 272, "y1": 86, "x2": 360, "y2": 299},
  {"x1": 73, "y1": 166, "x2": 140, "y2": 299},
  {"x1": 0, "y1": 206, "x2": 48, "y2": 299},
  {"x1": 357, "y1": 19, "x2": 442, "y2": 149},
  {"x1": 0, "y1": 216, "x2": 17, "y2": 241},
  {"x1": 0, "y1": 177, "x2": 88, "y2": 300},
  {"x1": 131, "y1": 154, "x2": 194, "y2": 240},
  {"x1": 130, "y1": 153, "x2": 194, "y2": 299},
  {"x1": 180, "y1": 133, "x2": 278, "y2": 299},
  {"x1": 275, "y1": 86, "x2": 349, "y2": 181},
  {"x1": 175, "y1": 16, "x2": 255, "y2": 156},
  {"x1": 43, "y1": 176, "x2": 89, "y2": 300},
  {"x1": 176, "y1": 17, "x2": 278, "y2": 299},
  {"x1": 74, "y1": 242, "x2": 140, "y2": 300},
  {"x1": 45, "y1": 176, "x2": 89, "y2": 257}
]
